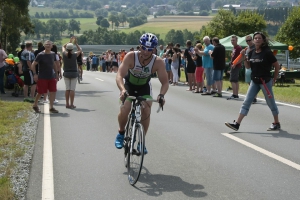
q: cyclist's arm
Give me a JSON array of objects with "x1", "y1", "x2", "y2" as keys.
[
  {"x1": 155, "y1": 58, "x2": 169, "y2": 96},
  {"x1": 116, "y1": 52, "x2": 134, "y2": 92}
]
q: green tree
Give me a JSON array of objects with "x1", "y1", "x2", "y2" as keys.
[
  {"x1": 118, "y1": 13, "x2": 127, "y2": 27},
  {"x1": 214, "y1": 0, "x2": 223, "y2": 9},
  {"x1": 200, "y1": 9, "x2": 236, "y2": 39},
  {"x1": 0, "y1": 0, "x2": 33, "y2": 51},
  {"x1": 108, "y1": 13, "x2": 118, "y2": 30},
  {"x1": 177, "y1": 1, "x2": 193, "y2": 12},
  {"x1": 182, "y1": 29, "x2": 195, "y2": 45},
  {"x1": 35, "y1": 12, "x2": 40, "y2": 18},
  {"x1": 196, "y1": 0, "x2": 212, "y2": 11},
  {"x1": 235, "y1": 11, "x2": 266, "y2": 36},
  {"x1": 165, "y1": 29, "x2": 176, "y2": 44},
  {"x1": 58, "y1": 19, "x2": 68, "y2": 36},
  {"x1": 31, "y1": 19, "x2": 45, "y2": 39},
  {"x1": 100, "y1": 19, "x2": 110, "y2": 28},
  {"x1": 68, "y1": 19, "x2": 81, "y2": 35},
  {"x1": 46, "y1": 19, "x2": 60, "y2": 41},
  {"x1": 115, "y1": 21, "x2": 120, "y2": 29},
  {"x1": 96, "y1": 16, "x2": 104, "y2": 26},
  {"x1": 276, "y1": 6, "x2": 300, "y2": 59},
  {"x1": 95, "y1": 8, "x2": 108, "y2": 17}
]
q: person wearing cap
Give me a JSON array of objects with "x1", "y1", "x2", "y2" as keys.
[
  {"x1": 0, "y1": 43, "x2": 8, "y2": 94},
  {"x1": 114, "y1": 33, "x2": 169, "y2": 154},
  {"x1": 62, "y1": 37, "x2": 82, "y2": 109},
  {"x1": 225, "y1": 32, "x2": 281, "y2": 131}
]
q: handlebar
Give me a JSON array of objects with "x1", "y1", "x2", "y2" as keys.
[{"x1": 125, "y1": 95, "x2": 163, "y2": 113}]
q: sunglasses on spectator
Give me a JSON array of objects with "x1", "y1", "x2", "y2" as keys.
[
  {"x1": 246, "y1": 40, "x2": 252, "y2": 42},
  {"x1": 141, "y1": 45, "x2": 154, "y2": 52}
]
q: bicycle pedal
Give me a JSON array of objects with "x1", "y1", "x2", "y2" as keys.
[{"x1": 132, "y1": 149, "x2": 141, "y2": 156}]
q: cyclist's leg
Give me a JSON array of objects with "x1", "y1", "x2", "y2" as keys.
[
  {"x1": 139, "y1": 81, "x2": 153, "y2": 134},
  {"x1": 141, "y1": 98, "x2": 152, "y2": 134},
  {"x1": 118, "y1": 100, "x2": 131, "y2": 132},
  {"x1": 78, "y1": 65, "x2": 83, "y2": 78},
  {"x1": 115, "y1": 83, "x2": 133, "y2": 149}
]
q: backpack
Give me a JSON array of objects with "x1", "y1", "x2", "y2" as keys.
[
  {"x1": 7, "y1": 74, "x2": 17, "y2": 85},
  {"x1": 92, "y1": 56, "x2": 97, "y2": 65}
]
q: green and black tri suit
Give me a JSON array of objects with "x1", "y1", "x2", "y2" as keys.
[{"x1": 124, "y1": 51, "x2": 157, "y2": 98}]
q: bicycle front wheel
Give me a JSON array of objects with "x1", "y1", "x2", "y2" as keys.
[
  {"x1": 127, "y1": 123, "x2": 145, "y2": 185},
  {"x1": 124, "y1": 117, "x2": 132, "y2": 168}
]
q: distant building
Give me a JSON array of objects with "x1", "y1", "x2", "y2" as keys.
[
  {"x1": 212, "y1": 5, "x2": 258, "y2": 13},
  {"x1": 267, "y1": 1, "x2": 282, "y2": 6},
  {"x1": 149, "y1": 4, "x2": 176, "y2": 15},
  {"x1": 223, "y1": 4, "x2": 241, "y2": 8}
]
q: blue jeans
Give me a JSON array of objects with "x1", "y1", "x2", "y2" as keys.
[
  {"x1": 213, "y1": 69, "x2": 224, "y2": 81},
  {"x1": 0, "y1": 67, "x2": 5, "y2": 93},
  {"x1": 102, "y1": 62, "x2": 106, "y2": 72},
  {"x1": 240, "y1": 79, "x2": 279, "y2": 116},
  {"x1": 204, "y1": 68, "x2": 214, "y2": 86}
]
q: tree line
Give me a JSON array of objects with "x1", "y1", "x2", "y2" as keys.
[
  {"x1": 34, "y1": 10, "x2": 94, "y2": 19},
  {"x1": 1, "y1": 0, "x2": 299, "y2": 59}
]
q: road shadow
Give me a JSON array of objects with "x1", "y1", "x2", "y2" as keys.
[
  {"x1": 232, "y1": 129, "x2": 300, "y2": 140},
  {"x1": 77, "y1": 82, "x2": 90, "y2": 84},
  {"x1": 132, "y1": 167, "x2": 207, "y2": 198},
  {"x1": 41, "y1": 112, "x2": 70, "y2": 118},
  {"x1": 70, "y1": 108, "x2": 96, "y2": 112}
]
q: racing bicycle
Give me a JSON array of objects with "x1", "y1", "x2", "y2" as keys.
[{"x1": 123, "y1": 95, "x2": 163, "y2": 185}]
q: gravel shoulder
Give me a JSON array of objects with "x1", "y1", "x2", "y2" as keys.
[{"x1": 10, "y1": 111, "x2": 39, "y2": 200}]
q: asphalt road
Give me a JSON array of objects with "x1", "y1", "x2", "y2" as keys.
[{"x1": 26, "y1": 71, "x2": 300, "y2": 200}]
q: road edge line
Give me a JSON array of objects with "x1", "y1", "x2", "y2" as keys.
[
  {"x1": 221, "y1": 133, "x2": 300, "y2": 170},
  {"x1": 42, "y1": 103, "x2": 55, "y2": 199}
]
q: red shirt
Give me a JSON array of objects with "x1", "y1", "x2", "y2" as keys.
[{"x1": 231, "y1": 45, "x2": 242, "y2": 68}]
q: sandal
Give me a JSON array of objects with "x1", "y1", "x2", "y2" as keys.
[
  {"x1": 49, "y1": 108, "x2": 59, "y2": 113},
  {"x1": 66, "y1": 105, "x2": 71, "y2": 109},
  {"x1": 33, "y1": 106, "x2": 41, "y2": 113},
  {"x1": 70, "y1": 105, "x2": 76, "y2": 109}
]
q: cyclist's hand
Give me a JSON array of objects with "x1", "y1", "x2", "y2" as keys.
[
  {"x1": 157, "y1": 94, "x2": 165, "y2": 111},
  {"x1": 120, "y1": 90, "x2": 128, "y2": 104}
]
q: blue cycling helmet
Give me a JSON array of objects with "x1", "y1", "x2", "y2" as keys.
[{"x1": 139, "y1": 33, "x2": 158, "y2": 48}]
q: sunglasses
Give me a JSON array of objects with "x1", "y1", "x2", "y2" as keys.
[
  {"x1": 246, "y1": 40, "x2": 252, "y2": 42},
  {"x1": 141, "y1": 45, "x2": 154, "y2": 52}
]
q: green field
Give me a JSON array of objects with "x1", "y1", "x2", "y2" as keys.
[
  {"x1": 121, "y1": 16, "x2": 212, "y2": 40},
  {"x1": 28, "y1": 6, "x2": 213, "y2": 40}
]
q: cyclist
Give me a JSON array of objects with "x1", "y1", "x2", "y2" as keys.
[
  {"x1": 115, "y1": 33, "x2": 169, "y2": 153},
  {"x1": 77, "y1": 51, "x2": 83, "y2": 80}
]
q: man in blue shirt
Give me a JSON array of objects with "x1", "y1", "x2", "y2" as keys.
[{"x1": 195, "y1": 36, "x2": 216, "y2": 95}]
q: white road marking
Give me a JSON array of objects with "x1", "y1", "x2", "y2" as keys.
[
  {"x1": 222, "y1": 91, "x2": 300, "y2": 109},
  {"x1": 222, "y1": 133, "x2": 300, "y2": 170},
  {"x1": 42, "y1": 103, "x2": 55, "y2": 199},
  {"x1": 95, "y1": 78, "x2": 104, "y2": 81}
]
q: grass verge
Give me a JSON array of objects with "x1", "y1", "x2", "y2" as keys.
[
  {"x1": 0, "y1": 101, "x2": 32, "y2": 199},
  {"x1": 179, "y1": 71, "x2": 300, "y2": 105}
]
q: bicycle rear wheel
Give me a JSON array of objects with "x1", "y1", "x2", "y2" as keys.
[{"x1": 127, "y1": 123, "x2": 145, "y2": 185}]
